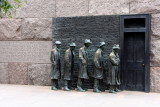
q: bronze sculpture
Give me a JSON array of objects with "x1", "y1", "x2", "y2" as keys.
[
  {"x1": 50, "y1": 41, "x2": 62, "y2": 90},
  {"x1": 77, "y1": 39, "x2": 92, "y2": 92},
  {"x1": 108, "y1": 44, "x2": 121, "y2": 93},
  {"x1": 93, "y1": 42, "x2": 106, "y2": 93},
  {"x1": 64, "y1": 43, "x2": 76, "y2": 91}
]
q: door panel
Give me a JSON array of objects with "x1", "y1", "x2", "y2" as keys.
[{"x1": 123, "y1": 32, "x2": 145, "y2": 91}]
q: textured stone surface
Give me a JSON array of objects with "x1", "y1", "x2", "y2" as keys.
[
  {"x1": 16, "y1": 0, "x2": 56, "y2": 18},
  {"x1": 56, "y1": 0, "x2": 88, "y2": 17},
  {"x1": 21, "y1": 18, "x2": 52, "y2": 40},
  {"x1": 28, "y1": 64, "x2": 51, "y2": 86},
  {"x1": 150, "y1": 67, "x2": 160, "y2": 92},
  {"x1": 151, "y1": 14, "x2": 160, "y2": 39},
  {"x1": 8, "y1": 63, "x2": 28, "y2": 85},
  {"x1": 0, "y1": 63, "x2": 9, "y2": 84},
  {"x1": 0, "y1": 41, "x2": 52, "y2": 63},
  {"x1": 0, "y1": 19, "x2": 22, "y2": 40},
  {"x1": 89, "y1": 0, "x2": 129, "y2": 15},
  {"x1": 150, "y1": 40, "x2": 160, "y2": 67},
  {"x1": 130, "y1": 0, "x2": 160, "y2": 14},
  {"x1": 150, "y1": 14, "x2": 160, "y2": 66}
]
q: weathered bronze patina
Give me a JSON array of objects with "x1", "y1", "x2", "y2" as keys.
[
  {"x1": 93, "y1": 42, "x2": 106, "y2": 93},
  {"x1": 77, "y1": 39, "x2": 92, "y2": 92},
  {"x1": 50, "y1": 41, "x2": 62, "y2": 90},
  {"x1": 108, "y1": 44, "x2": 121, "y2": 93},
  {"x1": 63, "y1": 43, "x2": 76, "y2": 91}
]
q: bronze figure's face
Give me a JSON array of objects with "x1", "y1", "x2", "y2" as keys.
[
  {"x1": 84, "y1": 39, "x2": 92, "y2": 48},
  {"x1": 56, "y1": 44, "x2": 61, "y2": 49},
  {"x1": 99, "y1": 42, "x2": 106, "y2": 51},
  {"x1": 114, "y1": 49, "x2": 119, "y2": 53},
  {"x1": 55, "y1": 41, "x2": 61, "y2": 49},
  {"x1": 70, "y1": 46, "x2": 75, "y2": 51},
  {"x1": 69, "y1": 43, "x2": 76, "y2": 50},
  {"x1": 101, "y1": 45, "x2": 106, "y2": 51},
  {"x1": 113, "y1": 44, "x2": 120, "y2": 53},
  {"x1": 85, "y1": 43, "x2": 91, "y2": 48}
]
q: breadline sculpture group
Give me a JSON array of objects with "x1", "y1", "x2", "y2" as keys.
[{"x1": 50, "y1": 39, "x2": 121, "y2": 93}]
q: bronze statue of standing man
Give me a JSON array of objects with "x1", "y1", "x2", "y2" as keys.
[
  {"x1": 108, "y1": 44, "x2": 121, "y2": 93},
  {"x1": 93, "y1": 42, "x2": 106, "y2": 93},
  {"x1": 64, "y1": 43, "x2": 76, "y2": 91},
  {"x1": 77, "y1": 39, "x2": 92, "y2": 92},
  {"x1": 50, "y1": 41, "x2": 62, "y2": 90}
]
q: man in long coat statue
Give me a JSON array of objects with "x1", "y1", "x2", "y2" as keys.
[
  {"x1": 50, "y1": 41, "x2": 62, "y2": 90},
  {"x1": 77, "y1": 39, "x2": 92, "y2": 92},
  {"x1": 93, "y1": 42, "x2": 106, "y2": 93},
  {"x1": 64, "y1": 43, "x2": 76, "y2": 91},
  {"x1": 108, "y1": 44, "x2": 121, "y2": 93}
]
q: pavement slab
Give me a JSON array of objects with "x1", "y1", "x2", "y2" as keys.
[{"x1": 0, "y1": 84, "x2": 159, "y2": 107}]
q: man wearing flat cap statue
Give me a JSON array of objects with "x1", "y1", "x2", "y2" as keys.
[
  {"x1": 93, "y1": 42, "x2": 106, "y2": 93},
  {"x1": 63, "y1": 43, "x2": 76, "y2": 91},
  {"x1": 50, "y1": 41, "x2": 62, "y2": 90},
  {"x1": 108, "y1": 44, "x2": 121, "y2": 93},
  {"x1": 77, "y1": 39, "x2": 92, "y2": 92}
]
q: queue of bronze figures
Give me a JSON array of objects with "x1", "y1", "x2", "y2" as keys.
[{"x1": 50, "y1": 39, "x2": 121, "y2": 93}]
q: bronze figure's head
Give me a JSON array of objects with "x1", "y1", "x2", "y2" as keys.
[
  {"x1": 70, "y1": 43, "x2": 76, "y2": 50},
  {"x1": 113, "y1": 44, "x2": 120, "y2": 53},
  {"x1": 84, "y1": 39, "x2": 92, "y2": 48},
  {"x1": 55, "y1": 41, "x2": 61, "y2": 49},
  {"x1": 99, "y1": 42, "x2": 106, "y2": 51}
]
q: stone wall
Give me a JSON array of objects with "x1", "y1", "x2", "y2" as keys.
[{"x1": 0, "y1": 0, "x2": 160, "y2": 92}]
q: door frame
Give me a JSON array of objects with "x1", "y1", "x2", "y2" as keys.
[{"x1": 120, "y1": 14, "x2": 151, "y2": 92}]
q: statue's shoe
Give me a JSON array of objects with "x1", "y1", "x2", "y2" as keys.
[
  {"x1": 109, "y1": 90, "x2": 116, "y2": 93},
  {"x1": 115, "y1": 89, "x2": 121, "y2": 92},
  {"x1": 93, "y1": 88, "x2": 102, "y2": 93},
  {"x1": 51, "y1": 86, "x2": 58, "y2": 90},
  {"x1": 77, "y1": 86, "x2": 86, "y2": 92},
  {"x1": 64, "y1": 86, "x2": 70, "y2": 91}
]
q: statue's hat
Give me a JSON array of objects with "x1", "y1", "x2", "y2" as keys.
[
  {"x1": 113, "y1": 44, "x2": 120, "y2": 50},
  {"x1": 55, "y1": 41, "x2": 61, "y2": 45},
  {"x1": 99, "y1": 42, "x2": 106, "y2": 47},
  {"x1": 84, "y1": 39, "x2": 92, "y2": 44},
  {"x1": 70, "y1": 43, "x2": 76, "y2": 47}
]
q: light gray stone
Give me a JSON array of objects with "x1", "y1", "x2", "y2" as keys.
[
  {"x1": 150, "y1": 40, "x2": 160, "y2": 67},
  {"x1": 150, "y1": 14, "x2": 160, "y2": 66},
  {"x1": 130, "y1": 0, "x2": 160, "y2": 14},
  {"x1": 0, "y1": 63, "x2": 9, "y2": 84},
  {"x1": 0, "y1": 41, "x2": 52, "y2": 63},
  {"x1": 28, "y1": 64, "x2": 51, "y2": 86},
  {"x1": 151, "y1": 14, "x2": 160, "y2": 39},
  {"x1": 89, "y1": 0, "x2": 129, "y2": 15},
  {"x1": 56, "y1": 0, "x2": 88, "y2": 17},
  {"x1": 150, "y1": 67, "x2": 160, "y2": 92},
  {"x1": 21, "y1": 18, "x2": 52, "y2": 40},
  {"x1": 16, "y1": 0, "x2": 56, "y2": 18},
  {"x1": 8, "y1": 63, "x2": 28, "y2": 85},
  {"x1": 0, "y1": 19, "x2": 22, "y2": 40}
]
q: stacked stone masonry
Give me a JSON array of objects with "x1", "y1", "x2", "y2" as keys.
[{"x1": 0, "y1": 0, "x2": 160, "y2": 92}]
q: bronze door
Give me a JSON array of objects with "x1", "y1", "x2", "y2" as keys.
[
  {"x1": 120, "y1": 14, "x2": 150, "y2": 92},
  {"x1": 123, "y1": 32, "x2": 145, "y2": 91}
]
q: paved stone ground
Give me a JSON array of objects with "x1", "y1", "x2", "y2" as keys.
[{"x1": 0, "y1": 84, "x2": 160, "y2": 107}]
